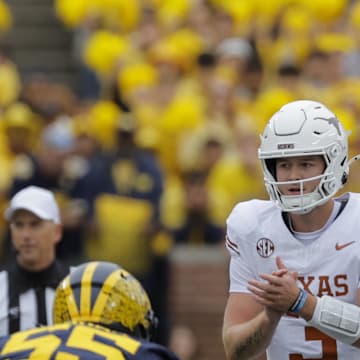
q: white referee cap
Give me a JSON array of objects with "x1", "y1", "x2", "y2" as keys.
[{"x1": 5, "y1": 186, "x2": 61, "y2": 224}]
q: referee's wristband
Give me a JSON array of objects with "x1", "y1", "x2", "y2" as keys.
[{"x1": 289, "y1": 288, "x2": 307, "y2": 314}]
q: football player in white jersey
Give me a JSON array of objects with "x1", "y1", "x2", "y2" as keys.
[
  {"x1": 248, "y1": 256, "x2": 360, "y2": 348},
  {"x1": 222, "y1": 100, "x2": 360, "y2": 360}
]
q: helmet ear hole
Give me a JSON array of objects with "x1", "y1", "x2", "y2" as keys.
[{"x1": 341, "y1": 172, "x2": 348, "y2": 185}]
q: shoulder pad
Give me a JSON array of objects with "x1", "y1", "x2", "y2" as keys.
[{"x1": 227, "y1": 199, "x2": 273, "y2": 239}]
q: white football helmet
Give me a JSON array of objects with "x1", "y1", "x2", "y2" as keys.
[{"x1": 258, "y1": 100, "x2": 349, "y2": 214}]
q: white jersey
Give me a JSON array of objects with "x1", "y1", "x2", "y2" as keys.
[{"x1": 226, "y1": 192, "x2": 360, "y2": 359}]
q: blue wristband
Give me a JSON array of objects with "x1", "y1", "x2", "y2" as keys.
[{"x1": 290, "y1": 289, "x2": 307, "y2": 314}]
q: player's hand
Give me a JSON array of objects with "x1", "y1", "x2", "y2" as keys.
[{"x1": 247, "y1": 257, "x2": 300, "y2": 313}]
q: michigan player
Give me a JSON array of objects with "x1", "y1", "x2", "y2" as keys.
[
  {"x1": 0, "y1": 261, "x2": 180, "y2": 359},
  {"x1": 223, "y1": 100, "x2": 360, "y2": 359}
]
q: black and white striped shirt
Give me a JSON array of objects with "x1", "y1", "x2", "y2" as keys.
[{"x1": 0, "y1": 260, "x2": 69, "y2": 335}]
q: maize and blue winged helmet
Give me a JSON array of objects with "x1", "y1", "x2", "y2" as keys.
[{"x1": 53, "y1": 261, "x2": 157, "y2": 340}]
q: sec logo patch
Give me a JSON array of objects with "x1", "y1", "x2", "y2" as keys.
[{"x1": 256, "y1": 238, "x2": 274, "y2": 258}]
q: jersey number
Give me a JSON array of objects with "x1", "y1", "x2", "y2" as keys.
[
  {"x1": 289, "y1": 326, "x2": 337, "y2": 359},
  {"x1": 1, "y1": 324, "x2": 140, "y2": 359}
]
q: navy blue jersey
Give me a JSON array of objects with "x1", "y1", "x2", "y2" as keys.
[{"x1": 0, "y1": 322, "x2": 179, "y2": 360}]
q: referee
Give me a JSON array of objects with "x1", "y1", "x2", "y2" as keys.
[{"x1": 0, "y1": 186, "x2": 69, "y2": 335}]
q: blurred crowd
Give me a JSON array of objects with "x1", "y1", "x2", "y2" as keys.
[{"x1": 0, "y1": 0, "x2": 360, "y2": 349}]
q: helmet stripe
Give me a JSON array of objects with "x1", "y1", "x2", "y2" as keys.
[
  {"x1": 63, "y1": 275, "x2": 79, "y2": 317},
  {"x1": 91, "y1": 269, "x2": 124, "y2": 318},
  {"x1": 90, "y1": 262, "x2": 119, "y2": 310},
  {"x1": 80, "y1": 262, "x2": 98, "y2": 316},
  {"x1": 91, "y1": 262, "x2": 119, "y2": 284},
  {"x1": 68, "y1": 262, "x2": 91, "y2": 313},
  {"x1": 69, "y1": 263, "x2": 88, "y2": 287}
]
